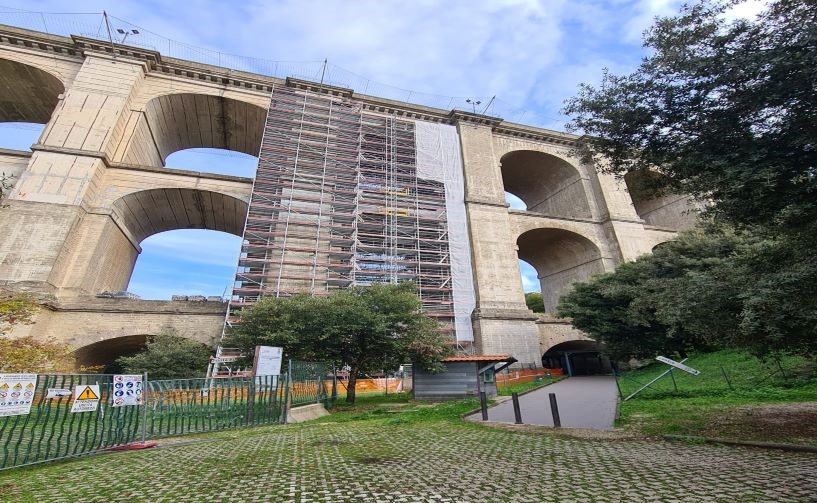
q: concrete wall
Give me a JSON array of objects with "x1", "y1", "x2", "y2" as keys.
[{"x1": 11, "y1": 296, "x2": 226, "y2": 351}]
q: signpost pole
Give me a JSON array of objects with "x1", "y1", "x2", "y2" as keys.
[
  {"x1": 624, "y1": 358, "x2": 690, "y2": 401},
  {"x1": 140, "y1": 372, "x2": 148, "y2": 444},
  {"x1": 669, "y1": 368, "x2": 678, "y2": 392}
]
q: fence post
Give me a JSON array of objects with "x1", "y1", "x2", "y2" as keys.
[
  {"x1": 141, "y1": 372, "x2": 148, "y2": 444},
  {"x1": 332, "y1": 363, "x2": 338, "y2": 401},
  {"x1": 479, "y1": 391, "x2": 488, "y2": 421},
  {"x1": 512, "y1": 392, "x2": 523, "y2": 424},
  {"x1": 720, "y1": 365, "x2": 734, "y2": 391},
  {"x1": 549, "y1": 392, "x2": 561, "y2": 428}
]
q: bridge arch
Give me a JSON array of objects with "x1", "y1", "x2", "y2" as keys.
[
  {"x1": 517, "y1": 227, "x2": 606, "y2": 313},
  {"x1": 500, "y1": 150, "x2": 592, "y2": 219},
  {"x1": 73, "y1": 331, "x2": 214, "y2": 372},
  {"x1": 0, "y1": 57, "x2": 66, "y2": 124},
  {"x1": 117, "y1": 92, "x2": 267, "y2": 167},
  {"x1": 542, "y1": 339, "x2": 612, "y2": 376},
  {"x1": 111, "y1": 187, "x2": 248, "y2": 243}
]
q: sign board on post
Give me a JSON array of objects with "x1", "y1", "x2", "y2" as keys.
[
  {"x1": 656, "y1": 356, "x2": 701, "y2": 376},
  {"x1": 70, "y1": 384, "x2": 101, "y2": 413},
  {"x1": 111, "y1": 374, "x2": 143, "y2": 407},
  {"x1": 46, "y1": 388, "x2": 72, "y2": 399},
  {"x1": 0, "y1": 373, "x2": 38, "y2": 417},
  {"x1": 253, "y1": 346, "x2": 283, "y2": 376}
]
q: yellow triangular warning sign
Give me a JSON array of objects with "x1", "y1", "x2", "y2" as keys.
[
  {"x1": 77, "y1": 386, "x2": 99, "y2": 400},
  {"x1": 0, "y1": 383, "x2": 8, "y2": 389}
]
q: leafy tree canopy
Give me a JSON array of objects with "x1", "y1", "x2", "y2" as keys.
[
  {"x1": 227, "y1": 282, "x2": 451, "y2": 403},
  {"x1": 115, "y1": 330, "x2": 212, "y2": 380},
  {"x1": 564, "y1": 0, "x2": 817, "y2": 235},
  {"x1": 525, "y1": 292, "x2": 545, "y2": 313},
  {"x1": 0, "y1": 337, "x2": 74, "y2": 373},
  {"x1": 558, "y1": 224, "x2": 817, "y2": 359}
]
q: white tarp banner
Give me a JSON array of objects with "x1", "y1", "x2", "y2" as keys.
[
  {"x1": 414, "y1": 121, "x2": 476, "y2": 343},
  {"x1": 0, "y1": 373, "x2": 37, "y2": 417},
  {"x1": 111, "y1": 374, "x2": 143, "y2": 407}
]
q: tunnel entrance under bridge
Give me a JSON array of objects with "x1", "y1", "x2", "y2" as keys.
[{"x1": 542, "y1": 340, "x2": 612, "y2": 376}]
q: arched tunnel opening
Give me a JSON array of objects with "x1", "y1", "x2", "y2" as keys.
[
  {"x1": 74, "y1": 335, "x2": 149, "y2": 373},
  {"x1": 542, "y1": 340, "x2": 613, "y2": 376}
]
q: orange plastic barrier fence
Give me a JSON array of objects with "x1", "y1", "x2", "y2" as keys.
[{"x1": 496, "y1": 368, "x2": 563, "y2": 388}]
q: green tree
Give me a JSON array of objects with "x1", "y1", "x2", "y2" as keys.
[
  {"x1": 558, "y1": 226, "x2": 737, "y2": 359},
  {"x1": 0, "y1": 336, "x2": 74, "y2": 373},
  {"x1": 561, "y1": 0, "x2": 817, "y2": 358},
  {"x1": 0, "y1": 290, "x2": 74, "y2": 372},
  {"x1": 558, "y1": 224, "x2": 817, "y2": 358},
  {"x1": 116, "y1": 330, "x2": 212, "y2": 379},
  {"x1": 563, "y1": 0, "x2": 817, "y2": 235},
  {"x1": 525, "y1": 292, "x2": 545, "y2": 313},
  {"x1": 227, "y1": 282, "x2": 451, "y2": 403}
]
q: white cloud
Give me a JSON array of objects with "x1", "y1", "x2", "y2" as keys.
[
  {"x1": 518, "y1": 260, "x2": 541, "y2": 292},
  {"x1": 4, "y1": 0, "x2": 660, "y2": 129},
  {"x1": 623, "y1": 0, "x2": 683, "y2": 42}
]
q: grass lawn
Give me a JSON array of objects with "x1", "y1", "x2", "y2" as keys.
[{"x1": 616, "y1": 349, "x2": 817, "y2": 445}]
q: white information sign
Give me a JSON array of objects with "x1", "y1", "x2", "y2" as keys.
[
  {"x1": 46, "y1": 388, "x2": 72, "y2": 399},
  {"x1": 111, "y1": 374, "x2": 143, "y2": 407},
  {"x1": 656, "y1": 356, "x2": 701, "y2": 376},
  {"x1": 0, "y1": 373, "x2": 38, "y2": 417},
  {"x1": 253, "y1": 346, "x2": 283, "y2": 376},
  {"x1": 70, "y1": 384, "x2": 101, "y2": 413}
]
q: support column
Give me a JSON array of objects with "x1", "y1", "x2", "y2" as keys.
[
  {"x1": 0, "y1": 53, "x2": 148, "y2": 295},
  {"x1": 453, "y1": 112, "x2": 540, "y2": 367},
  {"x1": 593, "y1": 171, "x2": 655, "y2": 261}
]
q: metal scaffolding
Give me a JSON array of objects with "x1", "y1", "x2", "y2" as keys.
[{"x1": 209, "y1": 84, "x2": 467, "y2": 376}]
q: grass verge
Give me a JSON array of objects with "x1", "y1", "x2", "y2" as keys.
[{"x1": 617, "y1": 350, "x2": 817, "y2": 446}]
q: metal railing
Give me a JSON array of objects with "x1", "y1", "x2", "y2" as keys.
[
  {"x1": 0, "y1": 374, "x2": 142, "y2": 470},
  {"x1": 0, "y1": 363, "x2": 334, "y2": 471}
]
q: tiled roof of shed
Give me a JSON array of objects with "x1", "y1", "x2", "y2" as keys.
[{"x1": 442, "y1": 354, "x2": 515, "y2": 362}]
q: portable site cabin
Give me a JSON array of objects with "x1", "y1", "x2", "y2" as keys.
[{"x1": 412, "y1": 355, "x2": 517, "y2": 400}]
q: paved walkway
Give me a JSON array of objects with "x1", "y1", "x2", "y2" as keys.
[
  {"x1": 3, "y1": 418, "x2": 816, "y2": 502},
  {"x1": 472, "y1": 376, "x2": 620, "y2": 430}
]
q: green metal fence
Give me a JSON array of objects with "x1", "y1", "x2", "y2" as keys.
[
  {"x1": 0, "y1": 374, "x2": 142, "y2": 470},
  {"x1": 289, "y1": 361, "x2": 334, "y2": 408},
  {"x1": 145, "y1": 375, "x2": 287, "y2": 438},
  {"x1": 0, "y1": 363, "x2": 333, "y2": 471}
]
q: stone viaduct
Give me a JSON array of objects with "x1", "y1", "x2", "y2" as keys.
[{"x1": 0, "y1": 24, "x2": 695, "y2": 368}]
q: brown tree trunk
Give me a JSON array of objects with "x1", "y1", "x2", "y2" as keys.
[{"x1": 346, "y1": 367, "x2": 358, "y2": 404}]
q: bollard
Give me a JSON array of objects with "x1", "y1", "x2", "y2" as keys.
[
  {"x1": 479, "y1": 391, "x2": 488, "y2": 421},
  {"x1": 548, "y1": 392, "x2": 561, "y2": 428},
  {"x1": 512, "y1": 392, "x2": 523, "y2": 424}
]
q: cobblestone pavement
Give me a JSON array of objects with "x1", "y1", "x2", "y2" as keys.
[{"x1": 1, "y1": 419, "x2": 816, "y2": 502}]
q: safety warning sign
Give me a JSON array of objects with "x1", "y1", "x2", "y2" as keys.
[
  {"x1": 111, "y1": 374, "x2": 143, "y2": 407},
  {"x1": 70, "y1": 384, "x2": 101, "y2": 413},
  {"x1": 0, "y1": 373, "x2": 38, "y2": 417}
]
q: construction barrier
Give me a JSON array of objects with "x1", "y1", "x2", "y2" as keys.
[{"x1": 0, "y1": 362, "x2": 330, "y2": 471}]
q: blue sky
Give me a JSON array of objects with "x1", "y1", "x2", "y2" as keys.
[{"x1": 0, "y1": 0, "x2": 764, "y2": 299}]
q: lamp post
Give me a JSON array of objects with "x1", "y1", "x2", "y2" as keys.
[
  {"x1": 116, "y1": 28, "x2": 139, "y2": 44},
  {"x1": 465, "y1": 99, "x2": 481, "y2": 114}
]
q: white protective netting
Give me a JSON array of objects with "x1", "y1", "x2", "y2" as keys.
[{"x1": 414, "y1": 121, "x2": 476, "y2": 343}]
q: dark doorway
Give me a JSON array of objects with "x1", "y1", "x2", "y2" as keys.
[{"x1": 542, "y1": 340, "x2": 612, "y2": 376}]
